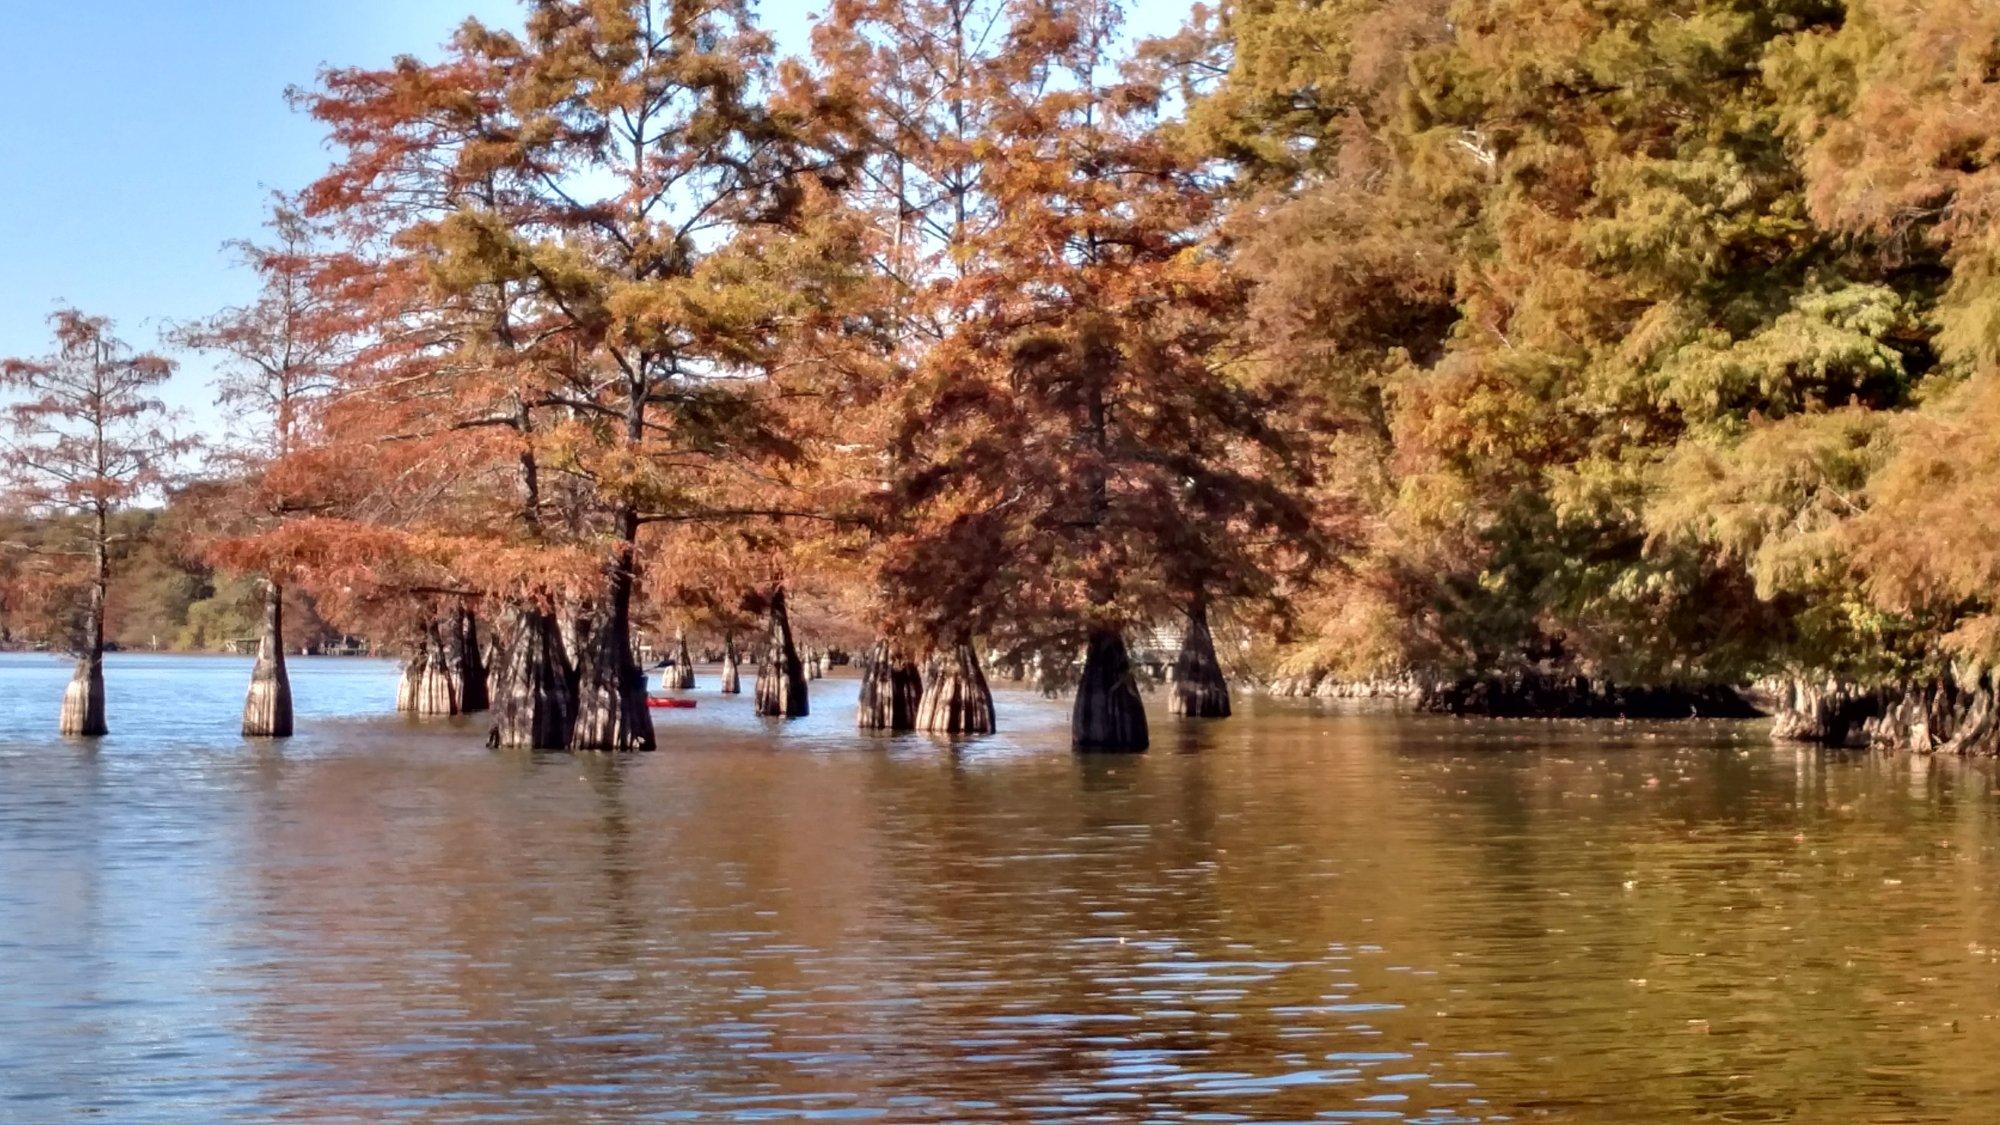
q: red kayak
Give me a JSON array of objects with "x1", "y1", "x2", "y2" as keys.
[{"x1": 647, "y1": 697, "x2": 697, "y2": 709}]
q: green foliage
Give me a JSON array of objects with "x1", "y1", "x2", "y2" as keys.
[{"x1": 1192, "y1": 0, "x2": 2000, "y2": 688}]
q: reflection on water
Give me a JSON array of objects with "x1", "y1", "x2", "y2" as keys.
[{"x1": 4, "y1": 653, "x2": 2000, "y2": 1121}]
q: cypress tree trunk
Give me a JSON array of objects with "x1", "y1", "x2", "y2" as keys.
[
  {"x1": 666, "y1": 629, "x2": 695, "y2": 690},
  {"x1": 406, "y1": 617, "x2": 461, "y2": 716},
  {"x1": 456, "y1": 607, "x2": 489, "y2": 713},
  {"x1": 720, "y1": 632, "x2": 742, "y2": 694},
  {"x1": 481, "y1": 627, "x2": 503, "y2": 703},
  {"x1": 1168, "y1": 601, "x2": 1231, "y2": 719},
  {"x1": 60, "y1": 650, "x2": 106, "y2": 738},
  {"x1": 1770, "y1": 676, "x2": 1869, "y2": 745},
  {"x1": 1864, "y1": 673, "x2": 2000, "y2": 754},
  {"x1": 395, "y1": 652, "x2": 420, "y2": 713},
  {"x1": 241, "y1": 578, "x2": 293, "y2": 738},
  {"x1": 915, "y1": 637, "x2": 996, "y2": 735},
  {"x1": 560, "y1": 607, "x2": 591, "y2": 689},
  {"x1": 754, "y1": 587, "x2": 809, "y2": 718},
  {"x1": 486, "y1": 605, "x2": 576, "y2": 750},
  {"x1": 1073, "y1": 629, "x2": 1148, "y2": 752},
  {"x1": 857, "y1": 639, "x2": 923, "y2": 731},
  {"x1": 60, "y1": 511, "x2": 110, "y2": 737},
  {"x1": 569, "y1": 558, "x2": 655, "y2": 752}
]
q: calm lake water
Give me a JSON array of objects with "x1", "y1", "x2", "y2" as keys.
[{"x1": 3, "y1": 653, "x2": 2000, "y2": 1121}]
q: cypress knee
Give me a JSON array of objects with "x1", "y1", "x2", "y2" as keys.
[
  {"x1": 1073, "y1": 629, "x2": 1148, "y2": 752},
  {"x1": 754, "y1": 587, "x2": 809, "y2": 718},
  {"x1": 915, "y1": 637, "x2": 995, "y2": 735},
  {"x1": 487, "y1": 606, "x2": 576, "y2": 750},
  {"x1": 241, "y1": 579, "x2": 294, "y2": 738},
  {"x1": 1168, "y1": 601, "x2": 1231, "y2": 719},
  {"x1": 857, "y1": 640, "x2": 923, "y2": 731}
]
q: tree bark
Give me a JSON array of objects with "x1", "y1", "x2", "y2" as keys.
[
  {"x1": 857, "y1": 639, "x2": 923, "y2": 731},
  {"x1": 569, "y1": 551, "x2": 655, "y2": 752},
  {"x1": 401, "y1": 616, "x2": 461, "y2": 716},
  {"x1": 455, "y1": 606, "x2": 490, "y2": 714},
  {"x1": 1168, "y1": 600, "x2": 1231, "y2": 719},
  {"x1": 241, "y1": 578, "x2": 293, "y2": 738},
  {"x1": 1073, "y1": 629, "x2": 1148, "y2": 752},
  {"x1": 720, "y1": 631, "x2": 742, "y2": 694},
  {"x1": 916, "y1": 637, "x2": 995, "y2": 735},
  {"x1": 754, "y1": 587, "x2": 809, "y2": 718},
  {"x1": 665, "y1": 629, "x2": 695, "y2": 690},
  {"x1": 60, "y1": 510, "x2": 110, "y2": 737},
  {"x1": 1770, "y1": 676, "x2": 1870, "y2": 745},
  {"x1": 1862, "y1": 672, "x2": 2000, "y2": 755},
  {"x1": 486, "y1": 605, "x2": 576, "y2": 750}
]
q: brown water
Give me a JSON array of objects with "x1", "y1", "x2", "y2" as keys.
[{"x1": 4, "y1": 654, "x2": 2000, "y2": 1121}]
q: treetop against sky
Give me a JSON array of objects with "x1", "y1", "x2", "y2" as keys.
[{"x1": 0, "y1": 0, "x2": 1195, "y2": 434}]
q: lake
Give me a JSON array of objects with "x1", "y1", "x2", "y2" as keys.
[{"x1": 2, "y1": 652, "x2": 1998, "y2": 1121}]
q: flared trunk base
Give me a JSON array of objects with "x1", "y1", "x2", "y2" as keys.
[
  {"x1": 916, "y1": 641, "x2": 995, "y2": 735},
  {"x1": 1073, "y1": 630, "x2": 1148, "y2": 752},
  {"x1": 569, "y1": 620, "x2": 655, "y2": 752},
  {"x1": 488, "y1": 608, "x2": 577, "y2": 750},
  {"x1": 754, "y1": 589, "x2": 809, "y2": 718},
  {"x1": 59, "y1": 662, "x2": 106, "y2": 737},
  {"x1": 1168, "y1": 605, "x2": 1231, "y2": 719},
  {"x1": 857, "y1": 640, "x2": 924, "y2": 731}
]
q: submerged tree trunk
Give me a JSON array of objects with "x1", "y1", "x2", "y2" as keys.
[
  {"x1": 60, "y1": 515, "x2": 110, "y2": 737},
  {"x1": 486, "y1": 605, "x2": 576, "y2": 750},
  {"x1": 400, "y1": 616, "x2": 461, "y2": 717},
  {"x1": 1769, "y1": 676, "x2": 1871, "y2": 745},
  {"x1": 916, "y1": 637, "x2": 995, "y2": 735},
  {"x1": 754, "y1": 587, "x2": 809, "y2": 718},
  {"x1": 61, "y1": 651, "x2": 106, "y2": 738},
  {"x1": 559, "y1": 607, "x2": 591, "y2": 693},
  {"x1": 455, "y1": 606, "x2": 489, "y2": 714},
  {"x1": 665, "y1": 629, "x2": 695, "y2": 690},
  {"x1": 1168, "y1": 601, "x2": 1231, "y2": 719},
  {"x1": 1073, "y1": 629, "x2": 1148, "y2": 752},
  {"x1": 720, "y1": 632, "x2": 742, "y2": 694},
  {"x1": 856, "y1": 640, "x2": 924, "y2": 731},
  {"x1": 569, "y1": 549, "x2": 655, "y2": 752},
  {"x1": 1862, "y1": 671, "x2": 2000, "y2": 755},
  {"x1": 241, "y1": 579, "x2": 293, "y2": 738}
]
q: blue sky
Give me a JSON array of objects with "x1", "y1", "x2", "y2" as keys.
[{"x1": 0, "y1": 0, "x2": 1193, "y2": 430}]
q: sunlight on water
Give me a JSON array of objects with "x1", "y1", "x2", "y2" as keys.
[{"x1": 3, "y1": 653, "x2": 2000, "y2": 1121}]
